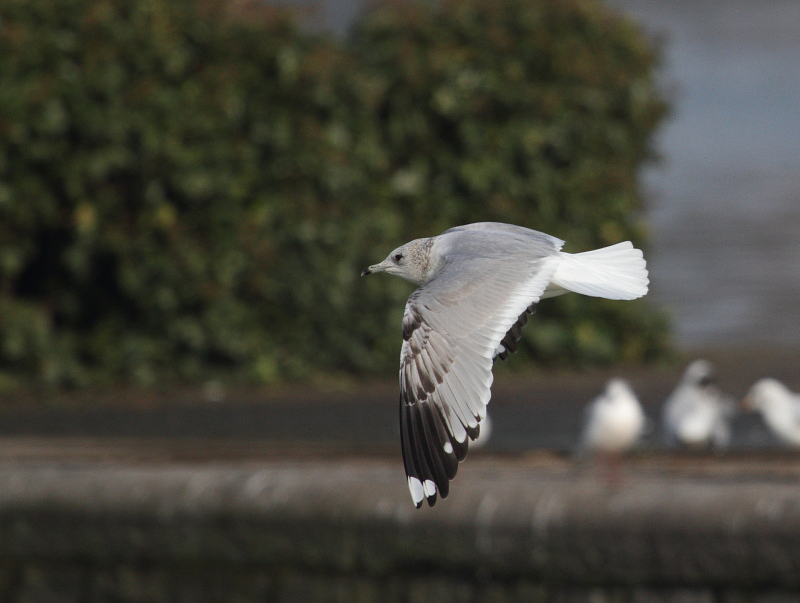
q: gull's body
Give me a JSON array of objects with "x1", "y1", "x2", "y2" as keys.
[
  {"x1": 581, "y1": 379, "x2": 646, "y2": 454},
  {"x1": 362, "y1": 222, "x2": 649, "y2": 507},
  {"x1": 662, "y1": 360, "x2": 734, "y2": 449},
  {"x1": 745, "y1": 378, "x2": 800, "y2": 447}
]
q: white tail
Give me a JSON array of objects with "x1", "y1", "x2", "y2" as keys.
[{"x1": 549, "y1": 242, "x2": 649, "y2": 300}]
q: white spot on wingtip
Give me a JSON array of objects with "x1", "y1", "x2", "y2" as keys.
[
  {"x1": 423, "y1": 480, "x2": 436, "y2": 497},
  {"x1": 444, "y1": 442, "x2": 453, "y2": 454},
  {"x1": 408, "y1": 477, "x2": 424, "y2": 505}
]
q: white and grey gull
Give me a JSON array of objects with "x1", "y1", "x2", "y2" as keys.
[
  {"x1": 662, "y1": 360, "x2": 734, "y2": 450},
  {"x1": 743, "y1": 378, "x2": 800, "y2": 447},
  {"x1": 361, "y1": 222, "x2": 649, "y2": 507},
  {"x1": 580, "y1": 378, "x2": 646, "y2": 456}
]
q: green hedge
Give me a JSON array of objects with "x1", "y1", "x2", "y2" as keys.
[{"x1": 0, "y1": 0, "x2": 670, "y2": 388}]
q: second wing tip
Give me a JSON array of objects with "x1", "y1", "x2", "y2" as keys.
[{"x1": 408, "y1": 476, "x2": 439, "y2": 508}]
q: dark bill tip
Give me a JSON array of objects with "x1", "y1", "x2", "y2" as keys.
[{"x1": 361, "y1": 268, "x2": 371, "y2": 276}]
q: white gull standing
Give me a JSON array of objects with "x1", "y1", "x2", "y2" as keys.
[
  {"x1": 580, "y1": 378, "x2": 646, "y2": 455},
  {"x1": 361, "y1": 222, "x2": 649, "y2": 508},
  {"x1": 662, "y1": 360, "x2": 734, "y2": 450},
  {"x1": 744, "y1": 378, "x2": 800, "y2": 447}
]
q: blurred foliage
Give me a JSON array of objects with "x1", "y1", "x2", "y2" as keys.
[{"x1": 0, "y1": 0, "x2": 670, "y2": 389}]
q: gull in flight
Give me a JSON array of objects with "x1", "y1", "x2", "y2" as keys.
[
  {"x1": 743, "y1": 378, "x2": 800, "y2": 447},
  {"x1": 362, "y1": 222, "x2": 649, "y2": 507}
]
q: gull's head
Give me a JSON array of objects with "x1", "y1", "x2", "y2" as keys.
[
  {"x1": 361, "y1": 243, "x2": 409, "y2": 277},
  {"x1": 683, "y1": 359, "x2": 715, "y2": 388},
  {"x1": 360, "y1": 238, "x2": 434, "y2": 285},
  {"x1": 743, "y1": 377, "x2": 786, "y2": 412},
  {"x1": 603, "y1": 378, "x2": 643, "y2": 420},
  {"x1": 605, "y1": 378, "x2": 635, "y2": 403}
]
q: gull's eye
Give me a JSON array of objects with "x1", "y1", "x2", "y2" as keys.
[{"x1": 394, "y1": 253, "x2": 403, "y2": 262}]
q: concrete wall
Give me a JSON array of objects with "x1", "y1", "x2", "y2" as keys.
[{"x1": 1, "y1": 454, "x2": 800, "y2": 602}]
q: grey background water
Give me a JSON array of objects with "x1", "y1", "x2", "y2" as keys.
[
  {"x1": 289, "y1": 0, "x2": 800, "y2": 350},
  {"x1": 609, "y1": 0, "x2": 800, "y2": 349}
]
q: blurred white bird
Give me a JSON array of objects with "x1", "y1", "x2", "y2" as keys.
[
  {"x1": 662, "y1": 360, "x2": 734, "y2": 449},
  {"x1": 744, "y1": 378, "x2": 800, "y2": 447},
  {"x1": 581, "y1": 378, "x2": 646, "y2": 455}
]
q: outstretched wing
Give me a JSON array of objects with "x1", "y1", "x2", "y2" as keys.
[{"x1": 399, "y1": 239, "x2": 561, "y2": 508}]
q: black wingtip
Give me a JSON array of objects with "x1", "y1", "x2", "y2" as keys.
[{"x1": 401, "y1": 398, "x2": 466, "y2": 508}]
